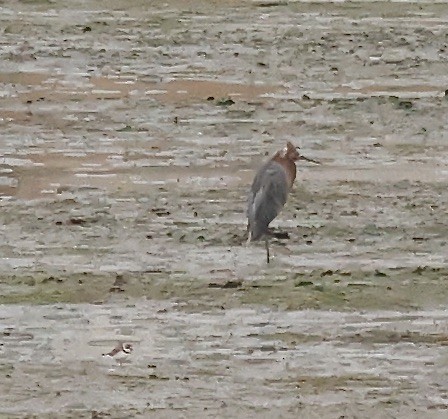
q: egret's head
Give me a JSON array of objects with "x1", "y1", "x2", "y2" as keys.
[
  {"x1": 284, "y1": 141, "x2": 300, "y2": 161},
  {"x1": 281, "y1": 141, "x2": 319, "y2": 164}
]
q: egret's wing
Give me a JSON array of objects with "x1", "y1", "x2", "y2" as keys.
[{"x1": 247, "y1": 161, "x2": 288, "y2": 240}]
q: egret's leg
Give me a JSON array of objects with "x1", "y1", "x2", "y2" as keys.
[{"x1": 265, "y1": 237, "x2": 270, "y2": 264}]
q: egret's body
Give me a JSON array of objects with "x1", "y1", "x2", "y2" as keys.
[{"x1": 247, "y1": 141, "x2": 317, "y2": 263}]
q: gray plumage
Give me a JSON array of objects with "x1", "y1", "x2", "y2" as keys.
[
  {"x1": 247, "y1": 160, "x2": 289, "y2": 241},
  {"x1": 247, "y1": 141, "x2": 318, "y2": 263}
]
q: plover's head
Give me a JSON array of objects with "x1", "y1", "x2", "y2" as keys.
[
  {"x1": 103, "y1": 342, "x2": 134, "y2": 358},
  {"x1": 122, "y1": 343, "x2": 133, "y2": 354}
]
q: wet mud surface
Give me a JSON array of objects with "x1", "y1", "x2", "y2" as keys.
[{"x1": 1, "y1": 0, "x2": 448, "y2": 417}]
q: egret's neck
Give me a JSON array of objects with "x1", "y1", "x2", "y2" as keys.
[{"x1": 272, "y1": 154, "x2": 297, "y2": 188}]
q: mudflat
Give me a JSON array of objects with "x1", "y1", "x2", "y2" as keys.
[{"x1": 1, "y1": 1, "x2": 448, "y2": 417}]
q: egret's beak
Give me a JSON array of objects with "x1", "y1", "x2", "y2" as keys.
[{"x1": 299, "y1": 154, "x2": 320, "y2": 164}]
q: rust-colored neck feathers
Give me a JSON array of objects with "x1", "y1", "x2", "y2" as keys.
[{"x1": 272, "y1": 141, "x2": 299, "y2": 189}]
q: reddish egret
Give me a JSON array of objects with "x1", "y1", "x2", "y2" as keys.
[{"x1": 247, "y1": 141, "x2": 318, "y2": 263}]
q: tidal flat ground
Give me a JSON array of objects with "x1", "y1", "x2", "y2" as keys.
[{"x1": 1, "y1": 1, "x2": 448, "y2": 417}]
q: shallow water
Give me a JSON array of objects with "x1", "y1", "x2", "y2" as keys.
[{"x1": 1, "y1": 0, "x2": 448, "y2": 417}]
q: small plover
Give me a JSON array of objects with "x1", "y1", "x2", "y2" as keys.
[{"x1": 102, "y1": 342, "x2": 133, "y2": 365}]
